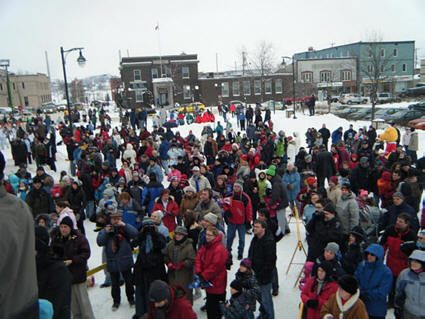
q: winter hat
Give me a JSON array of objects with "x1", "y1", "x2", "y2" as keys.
[
  {"x1": 34, "y1": 225, "x2": 50, "y2": 252},
  {"x1": 0, "y1": 151, "x2": 5, "y2": 180},
  {"x1": 33, "y1": 176, "x2": 43, "y2": 184},
  {"x1": 408, "y1": 249, "x2": 425, "y2": 265},
  {"x1": 305, "y1": 177, "x2": 317, "y2": 187},
  {"x1": 305, "y1": 154, "x2": 312, "y2": 162},
  {"x1": 230, "y1": 279, "x2": 243, "y2": 292},
  {"x1": 184, "y1": 186, "x2": 196, "y2": 194},
  {"x1": 392, "y1": 191, "x2": 405, "y2": 199},
  {"x1": 323, "y1": 202, "x2": 337, "y2": 215},
  {"x1": 330, "y1": 176, "x2": 338, "y2": 185},
  {"x1": 233, "y1": 181, "x2": 244, "y2": 191},
  {"x1": 118, "y1": 177, "x2": 126, "y2": 184},
  {"x1": 103, "y1": 188, "x2": 116, "y2": 199},
  {"x1": 341, "y1": 180, "x2": 351, "y2": 190},
  {"x1": 151, "y1": 210, "x2": 164, "y2": 221},
  {"x1": 240, "y1": 258, "x2": 252, "y2": 269},
  {"x1": 266, "y1": 165, "x2": 276, "y2": 177},
  {"x1": 349, "y1": 226, "x2": 365, "y2": 242},
  {"x1": 59, "y1": 216, "x2": 74, "y2": 229},
  {"x1": 174, "y1": 226, "x2": 188, "y2": 236},
  {"x1": 317, "y1": 260, "x2": 334, "y2": 278},
  {"x1": 37, "y1": 166, "x2": 45, "y2": 172},
  {"x1": 203, "y1": 212, "x2": 218, "y2": 225},
  {"x1": 191, "y1": 166, "x2": 200, "y2": 171},
  {"x1": 142, "y1": 216, "x2": 155, "y2": 227},
  {"x1": 149, "y1": 280, "x2": 171, "y2": 303},
  {"x1": 132, "y1": 171, "x2": 140, "y2": 177},
  {"x1": 249, "y1": 148, "x2": 256, "y2": 153},
  {"x1": 338, "y1": 275, "x2": 359, "y2": 295},
  {"x1": 325, "y1": 242, "x2": 340, "y2": 255}
]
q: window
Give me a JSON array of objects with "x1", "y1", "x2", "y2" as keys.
[
  {"x1": 22, "y1": 82, "x2": 25, "y2": 89},
  {"x1": 254, "y1": 80, "x2": 261, "y2": 95},
  {"x1": 265, "y1": 80, "x2": 272, "y2": 94},
  {"x1": 320, "y1": 71, "x2": 331, "y2": 82},
  {"x1": 182, "y1": 66, "x2": 189, "y2": 79},
  {"x1": 367, "y1": 65, "x2": 373, "y2": 73},
  {"x1": 13, "y1": 83, "x2": 15, "y2": 90},
  {"x1": 391, "y1": 64, "x2": 395, "y2": 72},
  {"x1": 341, "y1": 70, "x2": 352, "y2": 81},
  {"x1": 402, "y1": 64, "x2": 407, "y2": 72},
  {"x1": 302, "y1": 72, "x2": 313, "y2": 83},
  {"x1": 393, "y1": 48, "x2": 397, "y2": 57},
  {"x1": 243, "y1": 81, "x2": 251, "y2": 96},
  {"x1": 133, "y1": 69, "x2": 141, "y2": 81},
  {"x1": 275, "y1": 79, "x2": 282, "y2": 94},
  {"x1": 0, "y1": 83, "x2": 2, "y2": 91},
  {"x1": 135, "y1": 90, "x2": 144, "y2": 102},
  {"x1": 24, "y1": 96, "x2": 29, "y2": 106},
  {"x1": 232, "y1": 82, "x2": 240, "y2": 96},
  {"x1": 222, "y1": 82, "x2": 229, "y2": 97},
  {"x1": 183, "y1": 85, "x2": 191, "y2": 100},
  {"x1": 151, "y1": 68, "x2": 158, "y2": 79},
  {"x1": 380, "y1": 48, "x2": 385, "y2": 57}
]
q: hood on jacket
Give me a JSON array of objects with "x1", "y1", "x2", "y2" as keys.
[
  {"x1": 364, "y1": 244, "x2": 384, "y2": 264},
  {"x1": 409, "y1": 249, "x2": 425, "y2": 262},
  {"x1": 126, "y1": 144, "x2": 133, "y2": 150}
]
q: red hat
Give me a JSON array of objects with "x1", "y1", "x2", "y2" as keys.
[
  {"x1": 330, "y1": 176, "x2": 338, "y2": 185},
  {"x1": 306, "y1": 177, "x2": 317, "y2": 187}
]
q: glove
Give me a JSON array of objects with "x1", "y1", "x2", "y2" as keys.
[
  {"x1": 306, "y1": 299, "x2": 319, "y2": 309},
  {"x1": 174, "y1": 262, "x2": 185, "y2": 270},
  {"x1": 167, "y1": 263, "x2": 176, "y2": 270}
]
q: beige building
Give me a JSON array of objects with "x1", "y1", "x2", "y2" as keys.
[{"x1": 0, "y1": 72, "x2": 51, "y2": 109}]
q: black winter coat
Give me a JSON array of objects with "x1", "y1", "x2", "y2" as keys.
[
  {"x1": 349, "y1": 166, "x2": 371, "y2": 194},
  {"x1": 315, "y1": 151, "x2": 336, "y2": 179},
  {"x1": 248, "y1": 233, "x2": 276, "y2": 285},
  {"x1": 270, "y1": 175, "x2": 289, "y2": 210},
  {"x1": 11, "y1": 140, "x2": 27, "y2": 166},
  {"x1": 51, "y1": 230, "x2": 91, "y2": 284},
  {"x1": 62, "y1": 186, "x2": 87, "y2": 219},
  {"x1": 36, "y1": 252, "x2": 72, "y2": 319},
  {"x1": 341, "y1": 243, "x2": 364, "y2": 275},
  {"x1": 26, "y1": 187, "x2": 54, "y2": 218},
  {"x1": 306, "y1": 214, "x2": 345, "y2": 262}
]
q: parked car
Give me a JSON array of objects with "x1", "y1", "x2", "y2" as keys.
[
  {"x1": 339, "y1": 94, "x2": 368, "y2": 105},
  {"x1": 177, "y1": 102, "x2": 206, "y2": 113},
  {"x1": 41, "y1": 105, "x2": 57, "y2": 114},
  {"x1": 56, "y1": 104, "x2": 67, "y2": 111},
  {"x1": 399, "y1": 84, "x2": 425, "y2": 97},
  {"x1": 336, "y1": 107, "x2": 360, "y2": 118},
  {"x1": 407, "y1": 101, "x2": 425, "y2": 112},
  {"x1": 379, "y1": 108, "x2": 405, "y2": 121},
  {"x1": 389, "y1": 109, "x2": 425, "y2": 125},
  {"x1": 349, "y1": 108, "x2": 372, "y2": 120},
  {"x1": 376, "y1": 92, "x2": 400, "y2": 104},
  {"x1": 260, "y1": 100, "x2": 285, "y2": 111}
]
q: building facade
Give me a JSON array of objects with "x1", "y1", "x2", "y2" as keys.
[
  {"x1": 0, "y1": 72, "x2": 51, "y2": 109},
  {"x1": 120, "y1": 54, "x2": 199, "y2": 109},
  {"x1": 296, "y1": 57, "x2": 357, "y2": 98},
  {"x1": 70, "y1": 79, "x2": 85, "y2": 103},
  {"x1": 294, "y1": 41, "x2": 415, "y2": 94}
]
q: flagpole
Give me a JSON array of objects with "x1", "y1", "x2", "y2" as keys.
[{"x1": 156, "y1": 22, "x2": 163, "y2": 77}]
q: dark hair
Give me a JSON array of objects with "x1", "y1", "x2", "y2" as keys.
[
  {"x1": 257, "y1": 208, "x2": 270, "y2": 219},
  {"x1": 253, "y1": 219, "x2": 267, "y2": 229},
  {"x1": 397, "y1": 213, "x2": 411, "y2": 224},
  {"x1": 55, "y1": 200, "x2": 70, "y2": 208}
]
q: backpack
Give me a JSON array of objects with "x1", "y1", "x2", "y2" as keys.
[{"x1": 51, "y1": 184, "x2": 63, "y2": 199}]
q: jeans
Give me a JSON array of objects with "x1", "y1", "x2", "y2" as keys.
[
  {"x1": 226, "y1": 223, "x2": 246, "y2": 257},
  {"x1": 206, "y1": 292, "x2": 225, "y2": 319},
  {"x1": 85, "y1": 201, "x2": 95, "y2": 220},
  {"x1": 259, "y1": 283, "x2": 274, "y2": 319},
  {"x1": 110, "y1": 270, "x2": 134, "y2": 304},
  {"x1": 276, "y1": 208, "x2": 289, "y2": 233},
  {"x1": 101, "y1": 247, "x2": 111, "y2": 285}
]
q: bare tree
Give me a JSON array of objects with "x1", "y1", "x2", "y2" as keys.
[
  {"x1": 360, "y1": 33, "x2": 396, "y2": 122},
  {"x1": 250, "y1": 41, "x2": 274, "y2": 102}
]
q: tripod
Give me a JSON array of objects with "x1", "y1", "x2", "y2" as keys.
[{"x1": 285, "y1": 205, "x2": 307, "y2": 287}]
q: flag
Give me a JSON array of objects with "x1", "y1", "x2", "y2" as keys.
[{"x1": 155, "y1": 24, "x2": 159, "y2": 31}]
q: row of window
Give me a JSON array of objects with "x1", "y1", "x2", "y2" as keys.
[
  {"x1": 301, "y1": 70, "x2": 353, "y2": 83},
  {"x1": 134, "y1": 66, "x2": 190, "y2": 81},
  {"x1": 367, "y1": 63, "x2": 407, "y2": 73},
  {"x1": 373, "y1": 48, "x2": 399, "y2": 58}
]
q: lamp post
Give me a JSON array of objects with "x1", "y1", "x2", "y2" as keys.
[
  {"x1": 282, "y1": 56, "x2": 297, "y2": 119},
  {"x1": 0, "y1": 59, "x2": 13, "y2": 110},
  {"x1": 60, "y1": 46, "x2": 86, "y2": 128}
]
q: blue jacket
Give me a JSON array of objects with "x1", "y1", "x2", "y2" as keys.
[
  {"x1": 331, "y1": 129, "x2": 343, "y2": 145},
  {"x1": 354, "y1": 244, "x2": 392, "y2": 317},
  {"x1": 146, "y1": 164, "x2": 164, "y2": 183},
  {"x1": 282, "y1": 169, "x2": 300, "y2": 201},
  {"x1": 96, "y1": 224, "x2": 138, "y2": 272},
  {"x1": 141, "y1": 181, "x2": 164, "y2": 214},
  {"x1": 158, "y1": 140, "x2": 171, "y2": 160}
]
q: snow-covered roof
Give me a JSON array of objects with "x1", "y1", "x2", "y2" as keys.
[{"x1": 152, "y1": 77, "x2": 173, "y2": 83}]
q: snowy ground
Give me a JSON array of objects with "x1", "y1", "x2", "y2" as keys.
[{"x1": 4, "y1": 105, "x2": 423, "y2": 318}]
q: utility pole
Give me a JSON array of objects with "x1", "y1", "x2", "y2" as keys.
[
  {"x1": 215, "y1": 53, "x2": 218, "y2": 73},
  {"x1": 0, "y1": 59, "x2": 13, "y2": 110},
  {"x1": 45, "y1": 51, "x2": 51, "y2": 80},
  {"x1": 242, "y1": 51, "x2": 247, "y2": 75}
]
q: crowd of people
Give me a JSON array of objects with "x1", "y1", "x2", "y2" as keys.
[{"x1": 1, "y1": 102, "x2": 424, "y2": 319}]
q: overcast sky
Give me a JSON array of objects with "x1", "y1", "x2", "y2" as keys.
[{"x1": 1, "y1": 0, "x2": 424, "y2": 80}]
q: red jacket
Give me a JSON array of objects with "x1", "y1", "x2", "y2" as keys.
[
  {"x1": 382, "y1": 226, "x2": 416, "y2": 276},
  {"x1": 301, "y1": 277, "x2": 339, "y2": 319},
  {"x1": 152, "y1": 199, "x2": 180, "y2": 233},
  {"x1": 195, "y1": 234, "x2": 228, "y2": 294},
  {"x1": 148, "y1": 285, "x2": 196, "y2": 319},
  {"x1": 223, "y1": 191, "x2": 252, "y2": 225}
]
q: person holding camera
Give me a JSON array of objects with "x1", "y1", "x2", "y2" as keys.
[{"x1": 96, "y1": 204, "x2": 138, "y2": 311}]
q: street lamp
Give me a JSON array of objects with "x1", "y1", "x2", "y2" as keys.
[
  {"x1": 60, "y1": 46, "x2": 86, "y2": 127},
  {"x1": 282, "y1": 56, "x2": 297, "y2": 119},
  {"x1": 0, "y1": 59, "x2": 13, "y2": 110}
]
